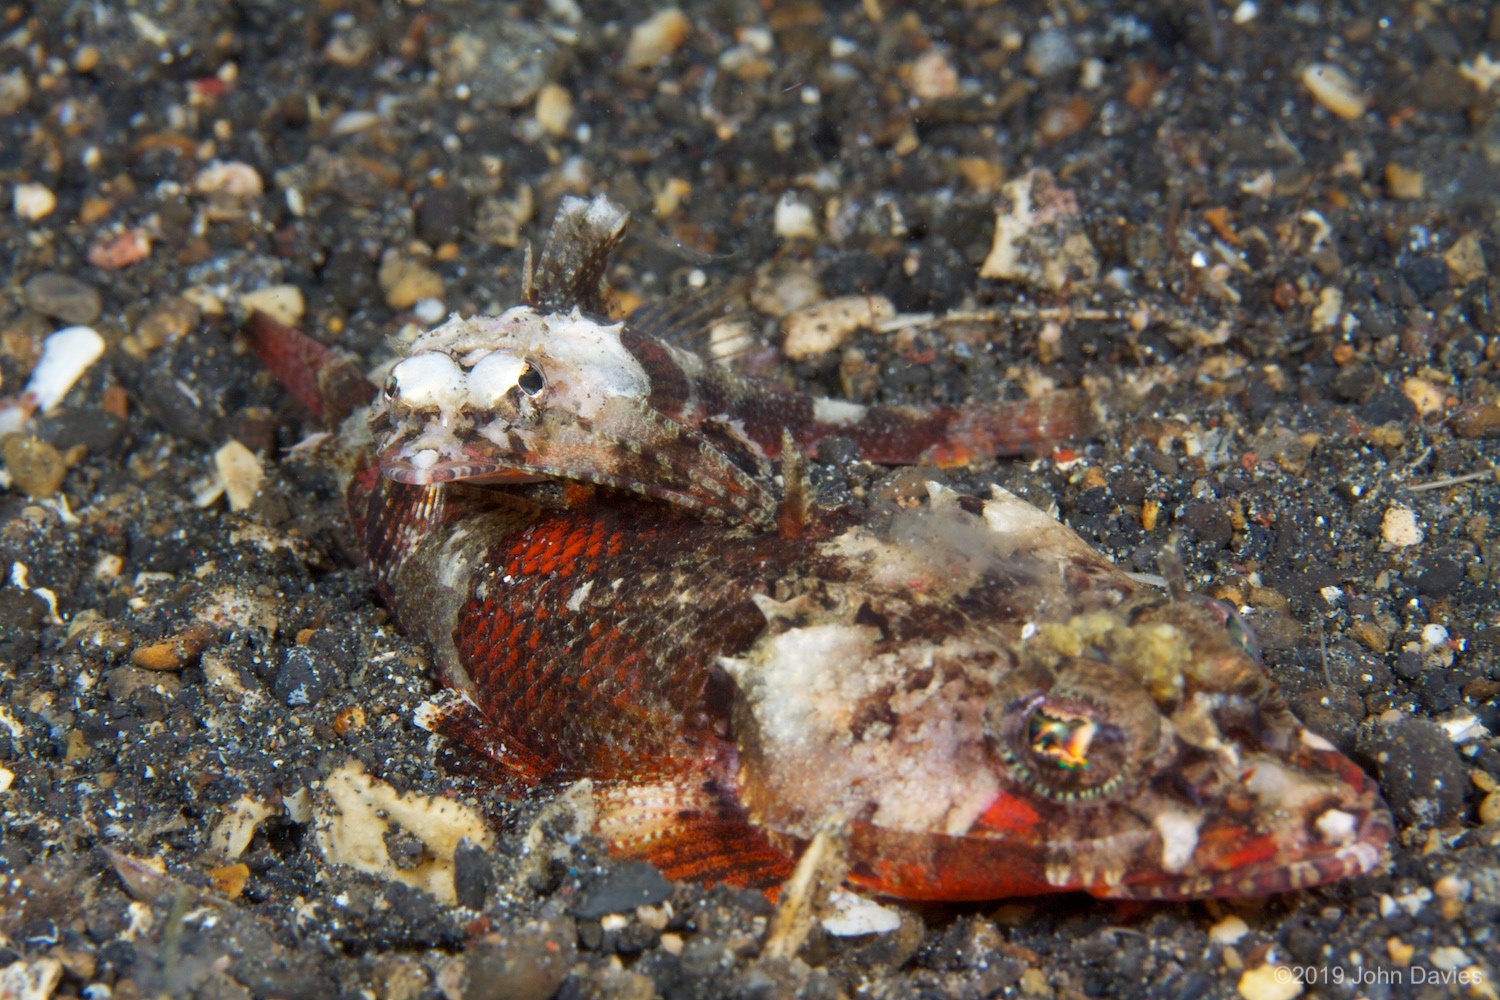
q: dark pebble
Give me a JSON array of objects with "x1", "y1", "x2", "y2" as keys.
[
  {"x1": 463, "y1": 920, "x2": 576, "y2": 1000},
  {"x1": 1357, "y1": 717, "x2": 1466, "y2": 827},
  {"x1": 1179, "y1": 499, "x2": 1232, "y2": 548},
  {"x1": 1400, "y1": 257, "x2": 1450, "y2": 299},
  {"x1": 0, "y1": 588, "x2": 46, "y2": 628},
  {"x1": 815, "y1": 435, "x2": 858, "y2": 465},
  {"x1": 453, "y1": 837, "x2": 493, "y2": 910},
  {"x1": 1415, "y1": 557, "x2": 1463, "y2": 596},
  {"x1": 1290, "y1": 687, "x2": 1364, "y2": 753},
  {"x1": 1360, "y1": 387, "x2": 1418, "y2": 426},
  {"x1": 1331, "y1": 363, "x2": 1378, "y2": 404},
  {"x1": 572, "y1": 860, "x2": 673, "y2": 919},
  {"x1": 273, "y1": 645, "x2": 335, "y2": 706},
  {"x1": 415, "y1": 187, "x2": 472, "y2": 246},
  {"x1": 33, "y1": 408, "x2": 126, "y2": 453},
  {"x1": 23, "y1": 272, "x2": 102, "y2": 325}
]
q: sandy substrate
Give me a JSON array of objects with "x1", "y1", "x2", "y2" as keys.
[{"x1": 1, "y1": 1, "x2": 1499, "y2": 997}]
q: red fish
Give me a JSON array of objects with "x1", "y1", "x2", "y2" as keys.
[{"x1": 247, "y1": 197, "x2": 1390, "y2": 901}]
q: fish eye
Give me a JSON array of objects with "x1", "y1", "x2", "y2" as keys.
[
  {"x1": 516, "y1": 362, "x2": 545, "y2": 397},
  {"x1": 382, "y1": 373, "x2": 398, "y2": 402},
  {"x1": 988, "y1": 659, "x2": 1161, "y2": 803}
]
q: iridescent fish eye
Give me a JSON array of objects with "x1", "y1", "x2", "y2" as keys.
[{"x1": 1029, "y1": 708, "x2": 1097, "y2": 771}]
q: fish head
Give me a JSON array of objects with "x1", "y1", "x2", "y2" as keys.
[
  {"x1": 724, "y1": 484, "x2": 1391, "y2": 901},
  {"x1": 370, "y1": 307, "x2": 653, "y2": 485}
]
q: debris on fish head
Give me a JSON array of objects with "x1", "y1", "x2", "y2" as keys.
[{"x1": 720, "y1": 482, "x2": 1391, "y2": 901}]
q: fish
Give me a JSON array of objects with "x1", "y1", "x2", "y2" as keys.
[
  {"x1": 368, "y1": 196, "x2": 1095, "y2": 527},
  {"x1": 246, "y1": 196, "x2": 1391, "y2": 901}
]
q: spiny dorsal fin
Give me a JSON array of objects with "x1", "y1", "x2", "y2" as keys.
[{"x1": 527, "y1": 195, "x2": 631, "y2": 314}]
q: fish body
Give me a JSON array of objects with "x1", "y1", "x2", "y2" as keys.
[{"x1": 249, "y1": 196, "x2": 1391, "y2": 901}]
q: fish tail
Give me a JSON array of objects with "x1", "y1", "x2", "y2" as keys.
[{"x1": 244, "y1": 310, "x2": 374, "y2": 425}]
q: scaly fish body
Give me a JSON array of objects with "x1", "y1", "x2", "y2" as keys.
[{"x1": 248, "y1": 195, "x2": 1391, "y2": 901}]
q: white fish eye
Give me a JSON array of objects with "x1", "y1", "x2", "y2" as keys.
[
  {"x1": 466, "y1": 351, "x2": 530, "y2": 407},
  {"x1": 391, "y1": 353, "x2": 465, "y2": 409}
]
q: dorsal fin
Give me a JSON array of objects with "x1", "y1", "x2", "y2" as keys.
[{"x1": 526, "y1": 195, "x2": 631, "y2": 314}]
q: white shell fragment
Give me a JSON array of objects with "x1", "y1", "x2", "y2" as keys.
[
  {"x1": 773, "y1": 193, "x2": 819, "y2": 240},
  {"x1": 239, "y1": 284, "x2": 305, "y2": 325},
  {"x1": 781, "y1": 295, "x2": 895, "y2": 360},
  {"x1": 13, "y1": 182, "x2": 57, "y2": 220},
  {"x1": 1301, "y1": 63, "x2": 1367, "y2": 120},
  {"x1": 214, "y1": 439, "x2": 264, "y2": 512},
  {"x1": 314, "y1": 759, "x2": 495, "y2": 905},
  {"x1": 1380, "y1": 505, "x2": 1423, "y2": 547},
  {"x1": 819, "y1": 888, "x2": 903, "y2": 937},
  {"x1": 25, "y1": 326, "x2": 106, "y2": 412}
]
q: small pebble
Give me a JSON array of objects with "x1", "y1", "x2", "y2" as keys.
[
  {"x1": 413, "y1": 298, "x2": 446, "y2": 325},
  {"x1": 1, "y1": 436, "x2": 71, "y2": 498},
  {"x1": 379, "y1": 256, "x2": 446, "y2": 310},
  {"x1": 240, "y1": 284, "x2": 306, "y2": 325},
  {"x1": 1385, "y1": 163, "x2": 1425, "y2": 200},
  {"x1": 623, "y1": 8, "x2": 692, "y2": 71},
  {"x1": 534, "y1": 82, "x2": 573, "y2": 137},
  {"x1": 1401, "y1": 377, "x2": 1446, "y2": 417},
  {"x1": 86, "y1": 229, "x2": 152, "y2": 269},
  {"x1": 782, "y1": 295, "x2": 895, "y2": 360},
  {"x1": 0, "y1": 67, "x2": 31, "y2": 116},
  {"x1": 1443, "y1": 233, "x2": 1487, "y2": 284},
  {"x1": 773, "y1": 194, "x2": 818, "y2": 240},
  {"x1": 1301, "y1": 63, "x2": 1367, "y2": 119},
  {"x1": 1309, "y1": 287, "x2": 1342, "y2": 331},
  {"x1": 215, "y1": 439, "x2": 263, "y2": 512},
  {"x1": 209, "y1": 862, "x2": 250, "y2": 899},
  {"x1": 130, "y1": 623, "x2": 217, "y2": 671},
  {"x1": 820, "y1": 888, "x2": 902, "y2": 936},
  {"x1": 1025, "y1": 28, "x2": 1079, "y2": 78},
  {"x1": 193, "y1": 161, "x2": 264, "y2": 197},
  {"x1": 132, "y1": 296, "x2": 201, "y2": 352},
  {"x1": 1209, "y1": 915, "x2": 1250, "y2": 946},
  {"x1": 1381, "y1": 506, "x2": 1423, "y2": 547},
  {"x1": 1428, "y1": 946, "x2": 1471, "y2": 970},
  {"x1": 1237, "y1": 964, "x2": 1303, "y2": 1000},
  {"x1": 907, "y1": 49, "x2": 960, "y2": 100},
  {"x1": 26, "y1": 326, "x2": 106, "y2": 413},
  {"x1": 13, "y1": 182, "x2": 56, "y2": 220},
  {"x1": 23, "y1": 273, "x2": 102, "y2": 326}
]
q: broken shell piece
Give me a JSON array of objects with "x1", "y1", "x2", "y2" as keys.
[
  {"x1": 314, "y1": 759, "x2": 495, "y2": 905},
  {"x1": 980, "y1": 169, "x2": 1099, "y2": 291},
  {"x1": 781, "y1": 295, "x2": 896, "y2": 360},
  {"x1": 820, "y1": 887, "x2": 903, "y2": 936},
  {"x1": 24, "y1": 326, "x2": 106, "y2": 413},
  {"x1": 215, "y1": 440, "x2": 263, "y2": 512},
  {"x1": 1301, "y1": 63, "x2": 1367, "y2": 120},
  {"x1": 0, "y1": 326, "x2": 107, "y2": 436},
  {"x1": 210, "y1": 794, "x2": 281, "y2": 859}
]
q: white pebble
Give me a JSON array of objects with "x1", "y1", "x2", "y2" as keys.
[
  {"x1": 773, "y1": 194, "x2": 818, "y2": 240},
  {"x1": 214, "y1": 440, "x2": 263, "y2": 512},
  {"x1": 27, "y1": 326, "x2": 106, "y2": 412},
  {"x1": 240, "y1": 284, "x2": 305, "y2": 325},
  {"x1": 1208, "y1": 914, "x2": 1249, "y2": 946},
  {"x1": 622, "y1": 8, "x2": 692, "y2": 71},
  {"x1": 782, "y1": 295, "x2": 895, "y2": 360},
  {"x1": 820, "y1": 888, "x2": 902, "y2": 937},
  {"x1": 1301, "y1": 63, "x2": 1367, "y2": 120},
  {"x1": 1380, "y1": 506, "x2": 1423, "y2": 547},
  {"x1": 413, "y1": 297, "x2": 447, "y2": 325},
  {"x1": 13, "y1": 182, "x2": 56, "y2": 220},
  {"x1": 193, "y1": 160, "x2": 264, "y2": 197},
  {"x1": 1420, "y1": 623, "x2": 1449, "y2": 648},
  {"x1": 1428, "y1": 946, "x2": 1472, "y2": 971}
]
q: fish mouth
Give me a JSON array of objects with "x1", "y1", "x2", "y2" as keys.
[
  {"x1": 379, "y1": 447, "x2": 543, "y2": 486},
  {"x1": 1110, "y1": 772, "x2": 1393, "y2": 901}
]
